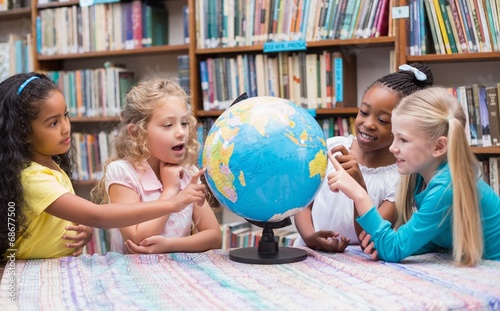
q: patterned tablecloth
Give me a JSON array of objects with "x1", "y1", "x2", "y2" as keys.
[{"x1": 1, "y1": 246, "x2": 499, "y2": 310}]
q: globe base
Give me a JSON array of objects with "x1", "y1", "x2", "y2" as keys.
[
  {"x1": 229, "y1": 246, "x2": 307, "y2": 264},
  {"x1": 228, "y1": 221, "x2": 307, "y2": 264}
]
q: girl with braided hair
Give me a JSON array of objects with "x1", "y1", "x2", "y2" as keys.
[
  {"x1": 294, "y1": 63, "x2": 434, "y2": 252},
  {"x1": 329, "y1": 87, "x2": 500, "y2": 265}
]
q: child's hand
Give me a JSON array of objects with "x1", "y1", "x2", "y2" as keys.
[
  {"x1": 169, "y1": 168, "x2": 207, "y2": 212},
  {"x1": 124, "y1": 236, "x2": 166, "y2": 254},
  {"x1": 63, "y1": 225, "x2": 93, "y2": 256},
  {"x1": 327, "y1": 151, "x2": 363, "y2": 198},
  {"x1": 306, "y1": 230, "x2": 350, "y2": 253},
  {"x1": 329, "y1": 145, "x2": 366, "y2": 189},
  {"x1": 328, "y1": 154, "x2": 374, "y2": 216},
  {"x1": 159, "y1": 163, "x2": 183, "y2": 195},
  {"x1": 359, "y1": 230, "x2": 379, "y2": 260}
]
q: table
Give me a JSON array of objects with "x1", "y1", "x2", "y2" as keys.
[{"x1": 1, "y1": 246, "x2": 499, "y2": 310}]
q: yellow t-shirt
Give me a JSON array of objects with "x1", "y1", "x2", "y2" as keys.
[{"x1": 12, "y1": 162, "x2": 77, "y2": 259}]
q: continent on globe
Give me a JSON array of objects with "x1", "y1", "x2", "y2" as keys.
[{"x1": 202, "y1": 96, "x2": 327, "y2": 223}]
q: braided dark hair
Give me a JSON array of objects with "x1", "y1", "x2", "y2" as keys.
[
  {"x1": 368, "y1": 62, "x2": 434, "y2": 98},
  {"x1": 0, "y1": 72, "x2": 75, "y2": 258}
]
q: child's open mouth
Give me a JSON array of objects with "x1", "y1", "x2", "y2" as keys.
[{"x1": 172, "y1": 143, "x2": 184, "y2": 151}]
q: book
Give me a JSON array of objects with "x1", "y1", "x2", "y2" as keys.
[
  {"x1": 423, "y1": 0, "x2": 439, "y2": 53},
  {"x1": 478, "y1": 86, "x2": 492, "y2": 147},
  {"x1": 455, "y1": 86, "x2": 471, "y2": 145},
  {"x1": 177, "y1": 55, "x2": 190, "y2": 95},
  {"x1": 471, "y1": 84, "x2": 484, "y2": 146},
  {"x1": 465, "y1": 85, "x2": 479, "y2": 146},
  {"x1": 447, "y1": 0, "x2": 467, "y2": 52},
  {"x1": 486, "y1": 86, "x2": 500, "y2": 147},
  {"x1": 143, "y1": 1, "x2": 169, "y2": 47}
]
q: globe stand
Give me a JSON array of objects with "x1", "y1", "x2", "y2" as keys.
[{"x1": 229, "y1": 217, "x2": 308, "y2": 264}]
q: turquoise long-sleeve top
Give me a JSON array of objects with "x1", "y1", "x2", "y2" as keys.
[{"x1": 357, "y1": 161, "x2": 500, "y2": 262}]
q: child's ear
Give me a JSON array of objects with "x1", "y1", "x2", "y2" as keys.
[{"x1": 432, "y1": 136, "x2": 448, "y2": 157}]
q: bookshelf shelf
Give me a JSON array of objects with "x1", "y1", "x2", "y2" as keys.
[
  {"x1": 470, "y1": 147, "x2": 500, "y2": 155},
  {"x1": 195, "y1": 37, "x2": 395, "y2": 55},
  {"x1": 406, "y1": 52, "x2": 500, "y2": 64},
  {"x1": 0, "y1": 7, "x2": 31, "y2": 20},
  {"x1": 70, "y1": 116, "x2": 120, "y2": 123},
  {"x1": 316, "y1": 108, "x2": 359, "y2": 115},
  {"x1": 38, "y1": 44, "x2": 189, "y2": 61}
]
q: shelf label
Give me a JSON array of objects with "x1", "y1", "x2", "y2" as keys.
[
  {"x1": 392, "y1": 6, "x2": 409, "y2": 19},
  {"x1": 263, "y1": 40, "x2": 307, "y2": 53}
]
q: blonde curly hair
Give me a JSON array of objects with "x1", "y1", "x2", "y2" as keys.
[{"x1": 92, "y1": 78, "x2": 199, "y2": 204}]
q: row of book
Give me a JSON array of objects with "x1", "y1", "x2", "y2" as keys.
[
  {"x1": 71, "y1": 130, "x2": 118, "y2": 181},
  {"x1": 0, "y1": 34, "x2": 33, "y2": 83},
  {"x1": 44, "y1": 63, "x2": 135, "y2": 118},
  {"x1": 410, "y1": 0, "x2": 500, "y2": 55},
  {"x1": 199, "y1": 51, "x2": 356, "y2": 111},
  {"x1": 196, "y1": 0, "x2": 393, "y2": 49},
  {"x1": 36, "y1": 0, "x2": 173, "y2": 56},
  {"x1": 450, "y1": 84, "x2": 500, "y2": 147},
  {"x1": 221, "y1": 221, "x2": 298, "y2": 250},
  {"x1": 84, "y1": 228, "x2": 110, "y2": 256},
  {"x1": 481, "y1": 157, "x2": 500, "y2": 195},
  {"x1": 0, "y1": 0, "x2": 23, "y2": 11}
]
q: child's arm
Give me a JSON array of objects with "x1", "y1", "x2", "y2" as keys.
[
  {"x1": 110, "y1": 164, "x2": 186, "y2": 245},
  {"x1": 45, "y1": 169, "x2": 207, "y2": 228},
  {"x1": 329, "y1": 146, "x2": 396, "y2": 243},
  {"x1": 108, "y1": 183, "x2": 172, "y2": 245},
  {"x1": 124, "y1": 200, "x2": 222, "y2": 253}
]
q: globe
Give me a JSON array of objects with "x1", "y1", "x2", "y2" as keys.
[{"x1": 202, "y1": 96, "x2": 327, "y2": 223}]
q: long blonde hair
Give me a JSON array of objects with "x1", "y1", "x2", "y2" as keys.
[
  {"x1": 91, "y1": 78, "x2": 199, "y2": 204},
  {"x1": 393, "y1": 87, "x2": 482, "y2": 266}
]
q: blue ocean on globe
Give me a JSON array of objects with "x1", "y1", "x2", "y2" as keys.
[{"x1": 202, "y1": 96, "x2": 327, "y2": 222}]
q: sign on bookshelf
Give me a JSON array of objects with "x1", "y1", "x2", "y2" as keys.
[{"x1": 263, "y1": 40, "x2": 307, "y2": 53}]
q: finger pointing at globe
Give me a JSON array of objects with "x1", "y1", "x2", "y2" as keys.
[{"x1": 328, "y1": 152, "x2": 374, "y2": 217}]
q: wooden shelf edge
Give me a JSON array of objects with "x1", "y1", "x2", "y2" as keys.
[
  {"x1": 195, "y1": 107, "x2": 359, "y2": 118},
  {"x1": 0, "y1": 6, "x2": 30, "y2": 19},
  {"x1": 37, "y1": 0, "x2": 79, "y2": 9},
  {"x1": 195, "y1": 37, "x2": 395, "y2": 55},
  {"x1": 70, "y1": 116, "x2": 120, "y2": 123},
  {"x1": 38, "y1": 44, "x2": 189, "y2": 61},
  {"x1": 316, "y1": 107, "x2": 359, "y2": 115},
  {"x1": 407, "y1": 52, "x2": 500, "y2": 63},
  {"x1": 470, "y1": 146, "x2": 500, "y2": 155}
]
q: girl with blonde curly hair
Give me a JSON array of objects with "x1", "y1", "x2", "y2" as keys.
[{"x1": 93, "y1": 78, "x2": 222, "y2": 254}]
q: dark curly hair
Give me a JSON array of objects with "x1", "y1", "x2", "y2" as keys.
[
  {"x1": 368, "y1": 62, "x2": 434, "y2": 98},
  {"x1": 0, "y1": 72, "x2": 75, "y2": 257}
]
